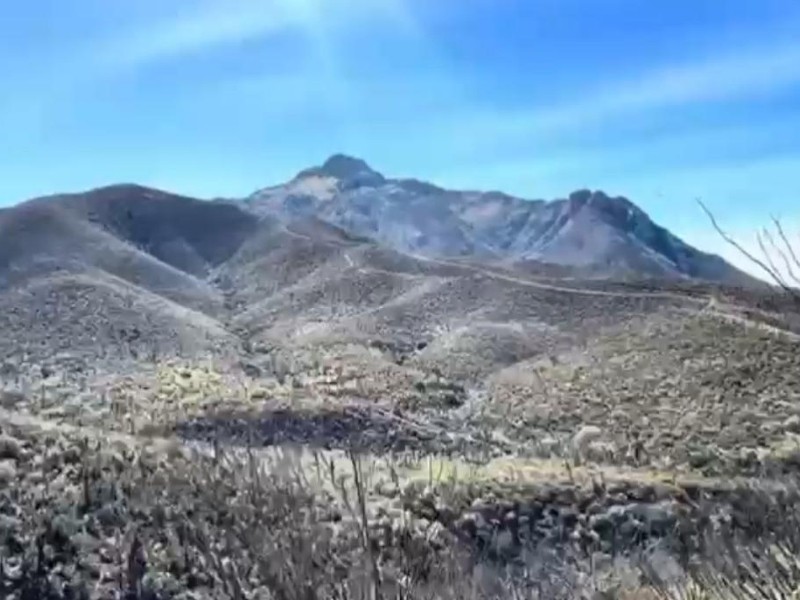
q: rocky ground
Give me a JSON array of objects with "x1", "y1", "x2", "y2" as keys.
[
  {"x1": 491, "y1": 308, "x2": 800, "y2": 477},
  {"x1": 3, "y1": 403, "x2": 800, "y2": 600},
  {"x1": 2, "y1": 192, "x2": 800, "y2": 597}
]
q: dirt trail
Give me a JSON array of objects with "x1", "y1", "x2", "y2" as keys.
[
  {"x1": 289, "y1": 223, "x2": 706, "y2": 303},
  {"x1": 409, "y1": 252, "x2": 710, "y2": 302},
  {"x1": 282, "y1": 226, "x2": 800, "y2": 340},
  {"x1": 276, "y1": 225, "x2": 722, "y2": 305},
  {"x1": 691, "y1": 296, "x2": 800, "y2": 341}
]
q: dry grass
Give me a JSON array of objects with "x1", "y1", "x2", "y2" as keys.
[
  {"x1": 4, "y1": 412, "x2": 800, "y2": 599},
  {"x1": 2, "y1": 183, "x2": 800, "y2": 599}
]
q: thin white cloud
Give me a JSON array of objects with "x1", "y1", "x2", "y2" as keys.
[
  {"x1": 85, "y1": 0, "x2": 417, "y2": 73},
  {"x1": 443, "y1": 39, "x2": 800, "y2": 149},
  {"x1": 550, "y1": 42, "x2": 800, "y2": 123},
  {"x1": 429, "y1": 118, "x2": 800, "y2": 200},
  {"x1": 90, "y1": 1, "x2": 300, "y2": 71}
]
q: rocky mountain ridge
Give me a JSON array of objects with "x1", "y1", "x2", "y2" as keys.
[
  {"x1": 246, "y1": 154, "x2": 754, "y2": 284},
  {"x1": 1, "y1": 154, "x2": 756, "y2": 286}
]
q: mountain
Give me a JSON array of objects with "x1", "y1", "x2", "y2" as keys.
[
  {"x1": 0, "y1": 160, "x2": 798, "y2": 493},
  {"x1": 3, "y1": 159, "x2": 800, "y2": 600},
  {"x1": 0, "y1": 185, "x2": 261, "y2": 368},
  {"x1": 0, "y1": 158, "x2": 774, "y2": 376},
  {"x1": 246, "y1": 154, "x2": 754, "y2": 284},
  {"x1": 1, "y1": 184, "x2": 262, "y2": 308}
]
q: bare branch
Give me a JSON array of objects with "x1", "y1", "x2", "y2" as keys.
[
  {"x1": 757, "y1": 229, "x2": 790, "y2": 290},
  {"x1": 697, "y1": 199, "x2": 800, "y2": 301},
  {"x1": 762, "y1": 227, "x2": 800, "y2": 287},
  {"x1": 772, "y1": 216, "x2": 800, "y2": 285}
]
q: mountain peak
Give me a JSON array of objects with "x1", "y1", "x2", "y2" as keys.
[
  {"x1": 296, "y1": 154, "x2": 385, "y2": 187},
  {"x1": 245, "y1": 160, "x2": 754, "y2": 285},
  {"x1": 321, "y1": 154, "x2": 375, "y2": 177},
  {"x1": 566, "y1": 189, "x2": 643, "y2": 223}
]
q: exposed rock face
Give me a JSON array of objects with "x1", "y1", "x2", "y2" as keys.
[
  {"x1": 296, "y1": 153, "x2": 387, "y2": 188},
  {"x1": 246, "y1": 155, "x2": 757, "y2": 284}
]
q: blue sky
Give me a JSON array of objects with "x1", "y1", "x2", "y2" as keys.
[{"x1": 2, "y1": 0, "x2": 799, "y2": 275}]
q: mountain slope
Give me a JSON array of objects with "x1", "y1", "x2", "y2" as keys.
[
  {"x1": 1, "y1": 185, "x2": 261, "y2": 312},
  {"x1": 0, "y1": 271, "x2": 237, "y2": 369},
  {"x1": 1, "y1": 170, "x2": 797, "y2": 482},
  {"x1": 0, "y1": 161, "x2": 770, "y2": 384},
  {"x1": 30, "y1": 184, "x2": 260, "y2": 277},
  {"x1": 0, "y1": 185, "x2": 262, "y2": 372},
  {"x1": 246, "y1": 155, "x2": 755, "y2": 285}
]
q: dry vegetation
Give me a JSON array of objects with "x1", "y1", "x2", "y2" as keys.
[
  {"x1": 5, "y1": 411, "x2": 800, "y2": 600},
  {"x1": 1, "y1": 193, "x2": 799, "y2": 598}
]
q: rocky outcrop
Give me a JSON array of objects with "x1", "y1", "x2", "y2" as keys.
[{"x1": 245, "y1": 155, "x2": 757, "y2": 285}]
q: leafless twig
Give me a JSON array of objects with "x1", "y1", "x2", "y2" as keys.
[{"x1": 697, "y1": 199, "x2": 800, "y2": 302}]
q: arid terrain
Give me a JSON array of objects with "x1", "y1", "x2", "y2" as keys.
[{"x1": 1, "y1": 162, "x2": 799, "y2": 599}]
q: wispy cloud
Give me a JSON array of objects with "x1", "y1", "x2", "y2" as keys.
[
  {"x1": 442, "y1": 39, "x2": 800, "y2": 149},
  {"x1": 89, "y1": 1, "x2": 301, "y2": 71},
  {"x1": 6, "y1": 1, "x2": 310, "y2": 98},
  {"x1": 548, "y1": 41, "x2": 800, "y2": 122},
  {"x1": 84, "y1": 0, "x2": 417, "y2": 73},
  {"x1": 430, "y1": 116, "x2": 800, "y2": 198}
]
